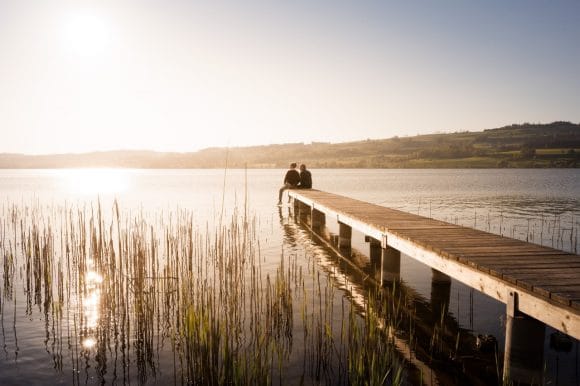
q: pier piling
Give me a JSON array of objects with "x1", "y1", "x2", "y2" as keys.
[
  {"x1": 381, "y1": 246, "x2": 401, "y2": 284},
  {"x1": 311, "y1": 208, "x2": 325, "y2": 229},
  {"x1": 503, "y1": 291, "x2": 546, "y2": 384},
  {"x1": 338, "y1": 222, "x2": 352, "y2": 249},
  {"x1": 368, "y1": 237, "x2": 401, "y2": 284}
]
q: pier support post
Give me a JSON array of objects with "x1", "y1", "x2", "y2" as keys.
[
  {"x1": 368, "y1": 237, "x2": 382, "y2": 263},
  {"x1": 296, "y1": 201, "x2": 309, "y2": 223},
  {"x1": 369, "y1": 238, "x2": 382, "y2": 282},
  {"x1": 311, "y1": 208, "x2": 325, "y2": 229},
  {"x1": 431, "y1": 269, "x2": 451, "y2": 284},
  {"x1": 293, "y1": 197, "x2": 300, "y2": 212},
  {"x1": 503, "y1": 291, "x2": 545, "y2": 384},
  {"x1": 381, "y1": 246, "x2": 401, "y2": 284},
  {"x1": 431, "y1": 269, "x2": 451, "y2": 321},
  {"x1": 338, "y1": 222, "x2": 352, "y2": 249},
  {"x1": 367, "y1": 236, "x2": 400, "y2": 285}
]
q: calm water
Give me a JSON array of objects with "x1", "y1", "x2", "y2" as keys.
[{"x1": 0, "y1": 168, "x2": 579, "y2": 385}]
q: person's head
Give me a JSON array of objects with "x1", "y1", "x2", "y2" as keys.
[
  {"x1": 300, "y1": 164, "x2": 306, "y2": 171},
  {"x1": 290, "y1": 162, "x2": 297, "y2": 169}
]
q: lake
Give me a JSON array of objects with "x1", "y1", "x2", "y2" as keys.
[{"x1": 0, "y1": 168, "x2": 578, "y2": 385}]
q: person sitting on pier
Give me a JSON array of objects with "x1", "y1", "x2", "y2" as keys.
[
  {"x1": 298, "y1": 164, "x2": 312, "y2": 189},
  {"x1": 278, "y1": 162, "x2": 300, "y2": 205}
]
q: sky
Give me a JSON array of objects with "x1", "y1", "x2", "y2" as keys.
[{"x1": 0, "y1": 0, "x2": 579, "y2": 155}]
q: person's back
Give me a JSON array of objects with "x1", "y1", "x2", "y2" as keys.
[
  {"x1": 299, "y1": 164, "x2": 312, "y2": 189},
  {"x1": 284, "y1": 168, "x2": 300, "y2": 186},
  {"x1": 278, "y1": 163, "x2": 300, "y2": 205}
]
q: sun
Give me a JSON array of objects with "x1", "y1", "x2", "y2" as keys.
[{"x1": 61, "y1": 9, "x2": 111, "y2": 57}]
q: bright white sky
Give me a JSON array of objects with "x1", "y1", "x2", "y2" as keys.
[{"x1": 1, "y1": 0, "x2": 579, "y2": 154}]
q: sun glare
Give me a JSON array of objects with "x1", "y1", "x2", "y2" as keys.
[
  {"x1": 59, "y1": 169, "x2": 130, "y2": 195},
  {"x1": 61, "y1": 10, "x2": 111, "y2": 57},
  {"x1": 82, "y1": 337, "x2": 97, "y2": 349},
  {"x1": 81, "y1": 270, "x2": 103, "y2": 350}
]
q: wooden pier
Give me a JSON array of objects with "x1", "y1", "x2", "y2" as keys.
[{"x1": 288, "y1": 189, "x2": 580, "y2": 383}]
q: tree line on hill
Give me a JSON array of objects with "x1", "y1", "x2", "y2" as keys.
[{"x1": 1, "y1": 121, "x2": 579, "y2": 168}]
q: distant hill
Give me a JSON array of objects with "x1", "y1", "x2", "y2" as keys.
[{"x1": 1, "y1": 122, "x2": 579, "y2": 168}]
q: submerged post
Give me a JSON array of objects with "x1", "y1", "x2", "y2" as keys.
[
  {"x1": 293, "y1": 197, "x2": 300, "y2": 212},
  {"x1": 338, "y1": 222, "x2": 352, "y2": 249},
  {"x1": 368, "y1": 237, "x2": 382, "y2": 261},
  {"x1": 296, "y1": 201, "x2": 309, "y2": 223},
  {"x1": 368, "y1": 237, "x2": 382, "y2": 281},
  {"x1": 367, "y1": 236, "x2": 400, "y2": 285},
  {"x1": 503, "y1": 291, "x2": 545, "y2": 384},
  {"x1": 381, "y1": 246, "x2": 401, "y2": 284},
  {"x1": 431, "y1": 269, "x2": 451, "y2": 320},
  {"x1": 503, "y1": 291, "x2": 516, "y2": 384},
  {"x1": 431, "y1": 269, "x2": 451, "y2": 284},
  {"x1": 311, "y1": 208, "x2": 326, "y2": 229}
]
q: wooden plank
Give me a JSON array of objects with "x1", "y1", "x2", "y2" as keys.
[
  {"x1": 427, "y1": 243, "x2": 528, "y2": 251},
  {"x1": 485, "y1": 262, "x2": 580, "y2": 278},
  {"x1": 459, "y1": 252, "x2": 575, "y2": 260},
  {"x1": 384, "y1": 226, "x2": 462, "y2": 232},
  {"x1": 501, "y1": 269, "x2": 580, "y2": 282},
  {"x1": 442, "y1": 245, "x2": 561, "y2": 252},
  {"x1": 531, "y1": 285, "x2": 580, "y2": 305},
  {"x1": 498, "y1": 267, "x2": 580, "y2": 278},
  {"x1": 439, "y1": 248, "x2": 563, "y2": 260},
  {"x1": 503, "y1": 271, "x2": 580, "y2": 293},
  {"x1": 406, "y1": 235, "x2": 517, "y2": 242},
  {"x1": 385, "y1": 228, "x2": 494, "y2": 235},
  {"x1": 482, "y1": 258, "x2": 580, "y2": 267},
  {"x1": 375, "y1": 225, "x2": 476, "y2": 231},
  {"x1": 454, "y1": 253, "x2": 572, "y2": 263},
  {"x1": 551, "y1": 291, "x2": 580, "y2": 307},
  {"x1": 454, "y1": 254, "x2": 580, "y2": 267},
  {"x1": 367, "y1": 217, "x2": 457, "y2": 226},
  {"x1": 438, "y1": 248, "x2": 555, "y2": 261},
  {"x1": 461, "y1": 255, "x2": 580, "y2": 268},
  {"x1": 485, "y1": 262, "x2": 580, "y2": 277},
  {"x1": 396, "y1": 235, "x2": 521, "y2": 243}
]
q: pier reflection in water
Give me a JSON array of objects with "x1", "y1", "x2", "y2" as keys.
[{"x1": 285, "y1": 200, "x2": 579, "y2": 386}]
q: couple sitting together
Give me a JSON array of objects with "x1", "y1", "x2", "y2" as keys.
[{"x1": 278, "y1": 163, "x2": 312, "y2": 205}]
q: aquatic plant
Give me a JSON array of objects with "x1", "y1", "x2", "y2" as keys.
[{"x1": 0, "y1": 200, "x2": 407, "y2": 385}]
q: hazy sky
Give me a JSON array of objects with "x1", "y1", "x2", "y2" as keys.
[{"x1": 1, "y1": 1, "x2": 579, "y2": 154}]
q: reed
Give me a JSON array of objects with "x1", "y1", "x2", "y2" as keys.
[{"x1": 0, "y1": 200, "x2": 407, "y2": 385}]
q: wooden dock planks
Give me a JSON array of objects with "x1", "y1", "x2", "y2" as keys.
[{"x1": 289, "y1": 189, "x2": 580, "y2": 337}]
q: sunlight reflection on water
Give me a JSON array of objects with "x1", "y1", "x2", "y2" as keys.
[
  {"x1": 81, "y1": 270, "x2": 103, "y2": 349},
  {"x1": 56, "y1": 168, "x2": 131, "y2": 195}
]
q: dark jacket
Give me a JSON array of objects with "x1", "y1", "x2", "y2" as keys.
[
  {"x1": 284, "y1": 169, "x2": 300, "y2": 186},
  {"x1": 299, "y1": 170, "x2": 312, "y2": 189}
]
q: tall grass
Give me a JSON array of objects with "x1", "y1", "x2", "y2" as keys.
[{"x1": 0, "y1": 200, "x2": 406, "y2": 385}]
